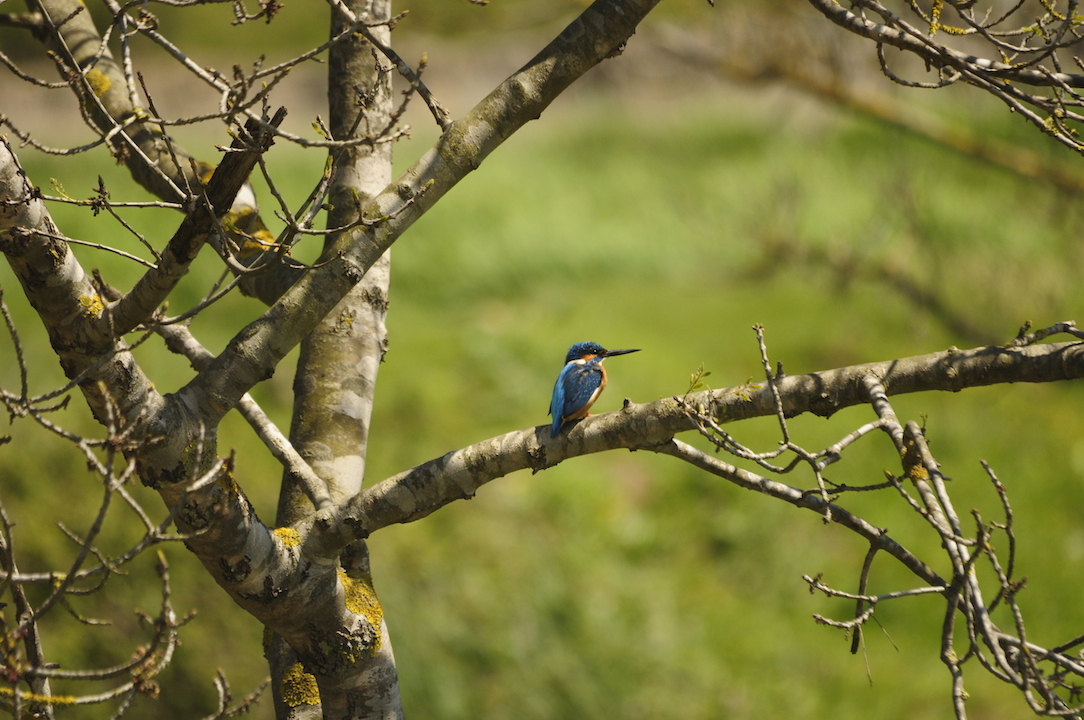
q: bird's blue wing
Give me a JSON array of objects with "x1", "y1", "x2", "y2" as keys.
[
  {"x1": 550, "y1": 362, "x2": 603, "y2": 436},
  {"x1": 549, "y1": 364, "x2": 571, "y2": 436}
]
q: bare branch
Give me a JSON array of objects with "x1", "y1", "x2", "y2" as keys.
[
  {"x1": 155, "y1": 322, "x2": 332, "y2": 510},
  {"x1": 805, "y1": 0, "x2": 1084, "y2": 152},
  {"x1": 180, "y1": 0, "x2": 666, "y2": 422},
  {"x1": 326, "y1": 0, "x2": 451, "y2": 130},
  {"x1": 99, "y1": 109, "x2": 285, "y2": 337},
  {"x1": 307, "y1": 335, "x2": 1084, "y2": 558}
]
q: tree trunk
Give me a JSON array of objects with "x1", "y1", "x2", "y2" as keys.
[{"x1": 267, "y1": 1, "x2": 402, "y2": 718}]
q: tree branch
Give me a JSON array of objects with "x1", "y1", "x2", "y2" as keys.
[
  {"x1": 805, "y1": 0, "x2": 1084, "y2": 89},
  {"x1": 179, "y1": 0, "x2": 664, "y2": 423},
  {"x1": 154, "y1": 321, "x2": 332, "y2": 510},
  {"x1": 652, "y1": 22, "x2": 1084, "y2": 197},
  {"x1": 29, "y1": 0, "x2": 193, "y2": 200},
  {"x1": 0, "y1": 136, "x2": 164, "y2": 428},
  {"x1": 804, "y1": 0, "x2": 1084, "y2": 151},
  {"x1": 305, "y1": 337, "x2": 1084, "y2": 556},
  {"x1": 100, "y1": 110, "x2": 284, "y2": 337}
]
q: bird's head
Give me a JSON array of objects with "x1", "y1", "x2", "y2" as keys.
[{"x1": 564, "y1": 342, "x2": 640, "y2": 364}]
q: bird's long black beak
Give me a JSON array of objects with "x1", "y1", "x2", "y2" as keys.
[{"x1": 603, "y1": 348, "x2": 640, "y2": 358}]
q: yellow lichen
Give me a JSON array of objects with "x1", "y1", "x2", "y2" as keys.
[
  {"x1": 79, "y1": 294, "x2": 104, "y2": 319},
  {"x1": 338, "y1": 570, "x2": 384, "y2": 655},
  {"x1": 84, "y1": 69, "x2": 112, "y2": 98},
  {"x1": 0, "y1": 687, "x2": 78, "y2": 706},
  {"x1": 237, "y1": 225, "x2": 276, "y2": 258},
  {"x1": 273, "y1": 526, "x2": 301, "y2": 548},
  {"x1": 907, "y1": 463, "x2": 930, "y2": 483},
  {"x1": 902, "y1": 436, "x2": 930, "y2": 484},
  {"x1": 334, "y1": 309, "x2": 356, "y2": 333},
  {"x1": 195, "y1": 161, "x2": 216, "y2": 184},
  {"x1": 281, "y1": 663, "x2": 320, "y2": 707},
  {"x1": 216, "y1": 467, "x2": 240, "y2": 495}
]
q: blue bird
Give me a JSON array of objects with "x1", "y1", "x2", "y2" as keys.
[{"x1": 549, "y1": 342, "x2": 640, "y2": 437}]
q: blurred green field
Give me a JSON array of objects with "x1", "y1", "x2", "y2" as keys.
[{"x1": 3, "y1": 41, "x2": 1084, "y2": 720}]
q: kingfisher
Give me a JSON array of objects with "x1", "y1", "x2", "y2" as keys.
[{"x1": 549, "y1": 341, "x2": 640, "y2": 437}]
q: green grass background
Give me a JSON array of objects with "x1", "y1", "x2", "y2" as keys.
[{"x1": 3, "y1": 4, "x2": 1084, "y2": 717}]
